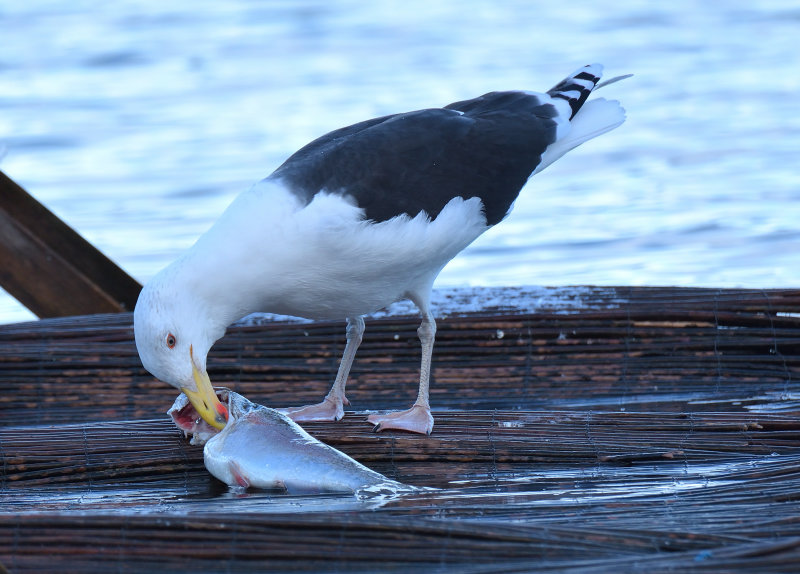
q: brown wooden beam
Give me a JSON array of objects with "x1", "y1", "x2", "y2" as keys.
[{"x1": 0, "y1": 170, "x2": 142, "y2": 318}]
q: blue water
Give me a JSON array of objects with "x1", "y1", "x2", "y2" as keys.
[{"x1": 1, "y1": 0, "x2": 798, "y2": 324}]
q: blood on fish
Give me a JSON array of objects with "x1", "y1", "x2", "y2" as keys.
[
  {"x1": 172, "y1": 402, "x2": 198, "y2": 431},
  {"x1": 228, "y1": 460, "x2": 250, "y2": 488}
]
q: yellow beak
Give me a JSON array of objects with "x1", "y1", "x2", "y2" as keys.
[{"x1": 181, "y1": 345, "x2": 228, "y2": 430}]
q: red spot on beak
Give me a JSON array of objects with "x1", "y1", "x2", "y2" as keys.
[{"x1": 216, "y1": 401, "x2": 229, "y2": 421}]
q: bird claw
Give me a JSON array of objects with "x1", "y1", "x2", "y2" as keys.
[
  {"x1": 279, "y1": 395, "x2": 348, "y2": 422},
  {"x1": 367, "y1": 404, "x2": 434, "y2": 435}
]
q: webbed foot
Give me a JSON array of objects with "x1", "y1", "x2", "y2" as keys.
[
  {"x1": 367, "y1": 404, "x2": 433, "y2": 435},
  {"x1": 279, "y1": 395, "x2": 349, "y2": 422}
]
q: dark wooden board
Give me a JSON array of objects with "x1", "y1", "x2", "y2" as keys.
[
  {"x1": 1, "y1": 286, "x2": 800, "y2": 572},
  {"x1": 0, "y1": 170, "x2": 141, "y2": 317},
  {"x1": 1, "y1": 286, "x2": 798, "y2": 426}
]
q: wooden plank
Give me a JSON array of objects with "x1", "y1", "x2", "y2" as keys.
[
  {"x1": 0, "y1": 286, "x2": 797, "y2": 426},
  {"x1": 2, "y1": 412, "x2": 800, "y2": 572},
  {"x1": 2, "y1": 411, "x2": 798, "y2": 488},
  {"x1": 1, "y1": 286, "x2": 800, "y2": 573},
  {"x1": 0, "y1": 170, "x2": 141, "y2": 318}
]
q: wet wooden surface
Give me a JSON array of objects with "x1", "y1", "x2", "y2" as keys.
[{"x1": 1, "y1": 286, "x2": 800, "y2": 572}]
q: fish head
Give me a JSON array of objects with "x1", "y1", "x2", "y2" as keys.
[{"x1": 169, "y1": 387, "x2": 234, "y2": 444}]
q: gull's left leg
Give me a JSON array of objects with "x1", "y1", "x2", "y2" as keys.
[
  {"x1": 280, "y1": 316, "x2": 364, "y2": 422},
  {"x1": 368, "y1": 307, "x2": 436, "y2": 435}
]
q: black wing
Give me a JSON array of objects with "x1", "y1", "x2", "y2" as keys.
[{"x1": 269, "y1": 91, "x2": 560, "y2": 226}]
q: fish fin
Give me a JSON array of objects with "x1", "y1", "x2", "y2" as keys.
[{"x1": 228, "y1": 460, "x2": 250, "y2": 488}]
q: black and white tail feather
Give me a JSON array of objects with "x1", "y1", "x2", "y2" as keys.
[
  {"x1": 533, "y1": 63, "x2": 629, "y2": 176},
  {"x1": 547, "y1": 65, "x2": 601, "y2": 119}
]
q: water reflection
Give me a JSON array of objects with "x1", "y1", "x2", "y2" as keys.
[{"x1": 1, "y1": 0, "x2": 798, "y2": 324}]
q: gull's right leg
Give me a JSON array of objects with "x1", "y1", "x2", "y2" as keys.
[{"x1": 279, "y1": 316, "x2": 364, "y2": 422}]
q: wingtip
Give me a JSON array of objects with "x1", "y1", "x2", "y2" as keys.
[{"x1": 584, "y1": 62, "x2": 604, "y2": 76}]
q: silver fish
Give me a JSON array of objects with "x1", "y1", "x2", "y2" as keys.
[{"x1": 169, "y1": 389, "x2": 407, "y2": 494}]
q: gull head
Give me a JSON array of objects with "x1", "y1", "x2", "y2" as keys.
[{"x1": 133, "y1": 267, "x2": 229, "y2": 430}]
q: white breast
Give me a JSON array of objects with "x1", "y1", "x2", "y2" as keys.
[{"x1": 186, "y1": 181, "x2": 490, "y2": 322}]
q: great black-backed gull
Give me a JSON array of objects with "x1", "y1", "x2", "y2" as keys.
[{"x1": 134, "y1": 63, "x2": 627, "y2": 434}]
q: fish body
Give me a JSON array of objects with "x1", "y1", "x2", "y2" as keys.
[{"x1": 169, "y1": 389, "x2": 402, "y2": 494}]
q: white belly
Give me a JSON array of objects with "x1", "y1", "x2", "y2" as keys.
[
  {"x1": 262, "y1": 194, "x2": 490, "y2": 319},
  {"x1": 192, "y1": 183, "x2": 490, "y2": 322}
]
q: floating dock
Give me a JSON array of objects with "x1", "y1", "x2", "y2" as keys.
[{"x1": 1, "y1": 286, "x2": 799, "y2": 572}]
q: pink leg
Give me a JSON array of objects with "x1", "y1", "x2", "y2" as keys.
[
  {"x1": 280, "y1": 317, "x2": 364, "y2": 422},
  {"x1": 368, "y1": 309, "x2": 435, "y2": 435}
]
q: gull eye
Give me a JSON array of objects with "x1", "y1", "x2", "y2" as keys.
[{"x1": 166, "y1": 333, "x2": 177, "y2": 349}]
